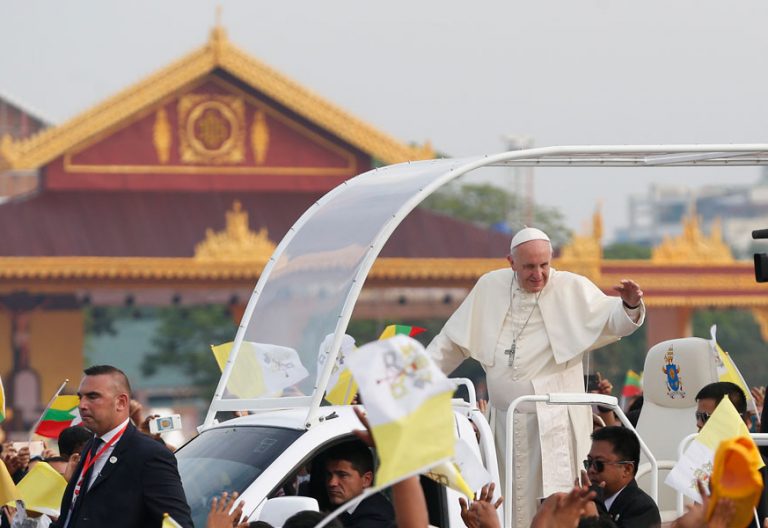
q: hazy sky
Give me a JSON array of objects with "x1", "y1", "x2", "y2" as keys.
[{"x1": 2, "y1": 1, "x2": 767, "y2": 241}]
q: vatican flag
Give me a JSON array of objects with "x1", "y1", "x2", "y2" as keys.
[
  {"x1": 212, "y1": 341, "x2": 309, "y2": 398},
  {"x1": 0, "y1": 457, "x2": 19, "y2": 507},
  {"x1": 14, "y1": 461, "x2": 67, "y2": 516},
  {"x1": 346, "y1": 335, "x2": 456, "y2": 486},
  {"x1": 709, "y1": 325, "x2": 756, "y2": 413},
  {"x1": 666, "y1": 397, "x2": 762, "y2": 502},
  {"x1": 316, "y1": 334, "x2": 358, "y2": 406},
  {"x1": 425, "y1": 437, "x2": 493, "y2": 498},
  {"x1": 162, "y1": 513, "x2": 183, "y2": 528}
]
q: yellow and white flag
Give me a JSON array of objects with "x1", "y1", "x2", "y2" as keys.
[
  {"x1": 14, "y1": 461, "x2": 67, "y2": 516},
  {"x1": 212, "y1": 341, "x2": 309, "y2": 398},
  {"x1": 346, "y1": 334, "x2": 456, "y2": 486},
  {"x1": 425, "y1": 437, "x2": 493, "y2": 497},
  {"x1": 426, "y1": 461, "x2": 474, "y2": 498},
  {"x1": 0, "y1": 455, "x2": 19, "y2": 506},
  {"x1": 665, "y1": 397, "x2": 763, "y2": 502},
  {"x1": 162, "y1": 513, "x2": 183, "y2": 528},
  {"x1": 709, "y1": 325, "x2": 756, "y2": 413},
  {"x1": 317, "y1": 334, "x2": 358, "y2": 405},
  {"x1": 0, "y1": 374, "x2": 5, "y2": 424}
]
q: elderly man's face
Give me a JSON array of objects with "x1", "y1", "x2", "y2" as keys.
[{"x1": 507, "y1": 239, "x2": 552, "y2": 293}]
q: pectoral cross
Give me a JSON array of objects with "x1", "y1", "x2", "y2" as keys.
[{"x1": 505, "y1": 341, "x2": 516, "y2": 367}]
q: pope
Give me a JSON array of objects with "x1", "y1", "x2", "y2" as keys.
[{"x1": 427, "y1": 227, "x2": 645, "y2": 527}]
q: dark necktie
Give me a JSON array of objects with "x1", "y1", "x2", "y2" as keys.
[{"x1": 66, "y1": 437, "x2": 103, "y2": 527}]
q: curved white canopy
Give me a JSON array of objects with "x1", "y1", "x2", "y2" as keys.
[{"x1": 203, "y1": 144, "x2": 768, "y2": 428}]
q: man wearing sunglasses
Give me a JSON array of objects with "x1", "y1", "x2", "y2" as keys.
[
  {"x1": 694, "y1": 381, "x2": 766, "y2": 527},
  {"x1": 695, "y1": 381, "x2": 748, "y2": 431},
  {"x1": 581, "y1": 426, "x2": 660, "y2": 528}
]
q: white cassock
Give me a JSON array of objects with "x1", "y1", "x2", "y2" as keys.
[{"x1": 427, "y1": 267, "x2": 644, "y2": 527}]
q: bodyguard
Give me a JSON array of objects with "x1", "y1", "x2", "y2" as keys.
[{"x1": 53, "y1": 365, "x2": 192, "y2": 528}]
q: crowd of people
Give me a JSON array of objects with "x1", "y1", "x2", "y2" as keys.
[{"x1": 4, "y1": 366, "x2": 764, "y2": 527}]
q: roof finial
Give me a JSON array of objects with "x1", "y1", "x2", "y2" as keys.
[{"x1": 209, "y1": 4, "x2": 227, "y2": 59}]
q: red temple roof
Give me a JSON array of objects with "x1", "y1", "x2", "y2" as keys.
[{"x1": 0, "y1": 190, "x2": 511, "y2": 258}]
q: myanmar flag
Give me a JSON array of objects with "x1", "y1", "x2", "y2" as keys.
[
  {"x1": 35, "y1": 395, "x2": 81, "y2": 439},
  {"x1": 378, "y1": 324, "x2": 426, "y2": 340},
  {"x1": 621, "y1": 369, "x2": 642, "y2": 398}
]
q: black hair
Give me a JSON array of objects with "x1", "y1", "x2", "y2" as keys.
[
  {"x1": 591, "y1": 426, "x2": 640, "y2": 476},
  {"x1": 283, "y1": 511, "x2": 342, "y2": 528},
  {"x1": 323, "y1": 440, "x2": 373, "y2": 476},
  {"x1": 627, "y1": 395, "x2": 644, "y2": 413},
  {"x1": 83, "y1": 364, "x2": 132, "y2": 395},
  {"x1": 695, "y1": 382, "x2": 747, "y2": 415},
  {"x1": 58, "y1": 425, "x2": 93, "y2": 457}
]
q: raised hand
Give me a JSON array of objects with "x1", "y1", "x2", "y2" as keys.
[{"x1": 613, "y1": 279, "x2": 643, "y2": 308}]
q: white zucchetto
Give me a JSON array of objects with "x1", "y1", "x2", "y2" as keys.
[{"x1": 509, "y1": 227, "x2": 551, "y2": 252}]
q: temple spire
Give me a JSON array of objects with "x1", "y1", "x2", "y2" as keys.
[{"x1": 210, "y1": 5, "x2": 227, "y2": 59}]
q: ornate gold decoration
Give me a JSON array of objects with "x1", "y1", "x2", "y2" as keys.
[
  {"x1": 178, "y1": 94, "x2": 245, "y2": 164},
  {"x1": 558, "y1": 206, "x2": 603, "y2": 281},
  {"x1": 194, "y1": 200, "x2": 276, "y2": 260},
  {"x1": 751, "y1": 308, "x2": 768, "y2": 342},
  {"x1": 211, "y1": 6, "x2": 225, "y2": 60},
  {"x1": 62, "y1": 76, "x2": 357, "y2": 176},
  {"x1": 652, "y1": 211, "x2": 733, "y2": 263},
  {"x1": 153, "y1": 108, "x2": 172, "y2": 163},
  {"x1": 0, "y1": 134, "x2": 17, "y2": 169},
  {"x1": 251, "y1": 110, "x2": 270, "y2": 164},
  {"x1": 2, "y1": 24, "x2": 430, "y2": 172}
]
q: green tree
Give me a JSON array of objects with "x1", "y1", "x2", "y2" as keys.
[
  {"x1": 692, "y1": 308, "x2": 768, "y2": 388},
  {"x1": 603, "y1": 243, "x2": 651, "y2": 260},
  {"x1": 421, "y1": 183, "x2": 571, "y2": 247},
  {"x1": 141, "y1": 305, "x2": 237, "y2": 398}
]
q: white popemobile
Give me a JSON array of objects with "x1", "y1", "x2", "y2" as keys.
[{"x1": 175, "y1": 145, "x2": 768, "y2": 527}]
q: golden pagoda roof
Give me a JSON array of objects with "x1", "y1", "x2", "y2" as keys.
[
  {"x1": 0, "y1": 255, "x2": 763, "y2": 309},
  {"x1": 0, "y1": 25, "x2": 433, "y2": 171}
]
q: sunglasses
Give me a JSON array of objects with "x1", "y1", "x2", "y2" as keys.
[
  {"x1": 583, "y1": 458, "x2": 634, "y2": 472},
  {"x1": 696, "y1": 411, "x2": 711, "y2": 424}
]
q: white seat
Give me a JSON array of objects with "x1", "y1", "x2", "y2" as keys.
[{"x1": 634, "y1": 337, "x2": 719, "y2": 514}]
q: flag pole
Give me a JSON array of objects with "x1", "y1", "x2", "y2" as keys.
[{"x1": 28, "y1": 378, "x2": 69, "y2": 442}]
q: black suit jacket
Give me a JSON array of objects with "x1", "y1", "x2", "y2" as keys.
[
  {"x1": 52, "y1": 423, "x2": 193, "y2": 528},
  {"x1": 338, "y1": 492, "x2": 395, "y2": 528},
  {"x1": 597, "y1": 479, "x2": 661, "y2": 528}
]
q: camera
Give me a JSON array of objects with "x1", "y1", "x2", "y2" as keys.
[
  {"x1": 753, "y1": 229, "x2": 768, "y2": 282},
  {"x1": 148, "y1": 414, "x2": 182, "y2": 434}
]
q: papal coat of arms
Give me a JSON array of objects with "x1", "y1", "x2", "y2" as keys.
[
  {"x1": 662, "y1": 345, "x2": 686, "y2": 398},
  {"x1": 378, "y1": 342, "x2": 433, "y2": 399}
]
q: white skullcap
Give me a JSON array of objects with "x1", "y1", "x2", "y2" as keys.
[{"x1": 510, "y1": 227, "x2": 551, "y2": 252}]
